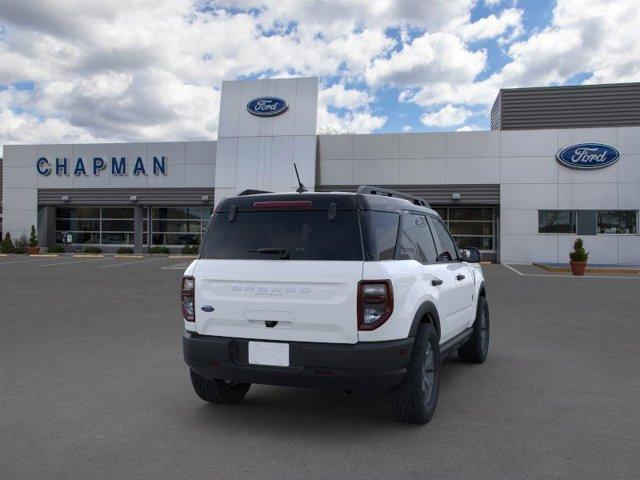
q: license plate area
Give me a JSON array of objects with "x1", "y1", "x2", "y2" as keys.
[{"x1": 248, "y1": 341, "x2": 290, "y2": 367}]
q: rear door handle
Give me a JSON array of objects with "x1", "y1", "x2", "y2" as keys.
[
  {"x1": 431, "y1": 278, "x2": 443, "y2": 286},
  {"x1": 456, "y1": 274, "x2": 465, "y2": 281}
]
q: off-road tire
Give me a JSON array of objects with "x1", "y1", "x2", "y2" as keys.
[
  {"x1": 458, "y1": 296, "x2": 490, "y2": 364},
  {"x1": 386, "y1": 323, "x2": 441, "y2": 424},
  {"x1": 190, "y1": 369, "x2": 251, "y2": 404}
]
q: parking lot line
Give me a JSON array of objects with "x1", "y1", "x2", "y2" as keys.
[
  {"x1": 161, "y1": 262, "x2": 191, "y2": 270},
  {"x1": 502, "y1": 263, "x2": 524, "y2": 276},
  {"x1": 502, "y1": 263, "x2": 640, "y2": 279},
  {"x1": 39, "y1": 258, "x2": 106, "y2": 267},
  {"x1": 98, "y1": 257, "x2": 166, "y2": 269},
  {"x1": 0, "y1": 257, "x2": 54, "y2": 266}
]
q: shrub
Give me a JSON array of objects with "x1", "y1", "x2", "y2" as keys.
[
  {"x1": 29, "y1": 225, "x2": 38, "y2": 247},
  {"x1": 116, "y1": 247, "x2": 135, "y2": 254},
  {"x1": 1, "y1": 233, "x2": 14, "y2": 253},
  {"x1": 569, "y1": 238, "x2": 589, "y2": 262},
  {"x1": 48, "y1": 244, "x2": 66, "y2": 254},
  {"x1": 82, "y1": 246, "x2": 103, "y2": 254},
  {"x1": 149, "y1": 245, "x2": 170, "y2": 254},
  {"x1": 181, "y1": 244, "x2": 199, "y2": 255},
  {"x1": 13, "y1": 235, "x2": 29, "y2": 254}
]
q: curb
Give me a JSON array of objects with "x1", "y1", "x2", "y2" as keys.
[
  {"x1": 114, "y1": 254, "x2": 145, "y2": 259},
  {"x1": 30, "y1": 254, "x2": 59, "y2": 257},
  {"x1": 168, "y1": 255, "x2": 198, "y2": 259},
  {"x1": 73, "y1": 254, "x2": 105, "y2": 258},
  {"x1": 532, "y1": 262, "x2": 640, "y2": 275}
]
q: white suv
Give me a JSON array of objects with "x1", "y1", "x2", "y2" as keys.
[{"x1": 182, "y1": 186, "x2": 489, "y2": 424}]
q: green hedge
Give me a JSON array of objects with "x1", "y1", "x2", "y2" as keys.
[{"x1": 148, "y1": 245, "x2": 170, "y2": 254}]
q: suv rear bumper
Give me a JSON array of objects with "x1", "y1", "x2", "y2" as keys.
[{"x1": 183, "y1": 332, "x2": 414, "y2": 393}]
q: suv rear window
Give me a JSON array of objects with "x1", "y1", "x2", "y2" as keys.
[{"x1": 200, "y1": 210, "x2": 363, "y2": 261}]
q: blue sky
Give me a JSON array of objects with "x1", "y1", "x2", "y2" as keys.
[{"x1": 0, "y1": 0, "x2": 638, "y2": 149}]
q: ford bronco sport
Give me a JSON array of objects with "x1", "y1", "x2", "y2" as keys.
[{"x1": 182, "y1": 186, "x2": 489, "y2": 424}]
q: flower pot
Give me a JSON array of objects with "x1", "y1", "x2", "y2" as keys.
[
  {"x1": 27, "y1": 246, "x2": 41, "y2": 255},
  {"x1": 569, "y1": 261, "x2": 587, "y2": 276}
]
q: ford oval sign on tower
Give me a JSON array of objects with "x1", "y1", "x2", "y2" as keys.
[
  {"x1": 247, "y1": 97, "x2": 288, "y2": 117},
  {"x1": 556, "y1": 143, "x2": 620, "y2": 170}
]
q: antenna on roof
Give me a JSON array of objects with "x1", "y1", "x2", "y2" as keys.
[{"x1": 293, "y1": 163, "x2": 307, "y2": 193}]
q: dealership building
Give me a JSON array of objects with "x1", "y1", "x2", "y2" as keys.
[{"x1": 1, "y1": 78, "x2": 639, "y2": 264}]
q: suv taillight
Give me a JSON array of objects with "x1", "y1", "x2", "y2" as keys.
[
  {"x1": 181, "y1": 276, "x2": 195, "y2": 322},
  {"x1": 357, "y1": 280, "x2": 393, "y2": 330}
]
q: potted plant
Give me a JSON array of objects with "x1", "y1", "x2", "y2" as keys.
[
  {"x1": 569, "y1": 238, "x2": 589, "y2": 276},
  {"x1": 28, "y1": 225, "x2": 40, "y2": 255}
]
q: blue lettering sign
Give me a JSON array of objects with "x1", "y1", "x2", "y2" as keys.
[
  {"x1": 93, "y1": 157, "x2": 106, "y2": 175},
  {"x1": 55, "y1": 157, "x2": 68, "y2": 176},
  {"x1": 35, "y1": 155, "x2": 168, "y2": 177},
  {"x1": 133, "y1": 157, "x2": 146, "y2": 175},
  {"x1": 111, "y1": 157, "x2": 127, "y2": 175},
  {"x1": 74, "y1": 158, "x2": 87, "y2": 176},
  {"x1": 153, "y1": 156, "x2": 167, "y2": 175},
  {"x1": 36, "y1": 157, "x2": 51, "y2": 176}
]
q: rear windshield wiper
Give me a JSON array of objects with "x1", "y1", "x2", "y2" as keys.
[{"x1": 249, "y1": 247, "x2": 290, "y2": 259}]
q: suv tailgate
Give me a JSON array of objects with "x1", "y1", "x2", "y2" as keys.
[{"x1": 194, "y1": 260, "x2": 362, "y2": 344}]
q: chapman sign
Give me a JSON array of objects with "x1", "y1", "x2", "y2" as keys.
[
  {"x1": 36, "y1": 156, "x2": 168, "y2": 177},
  {"x1": 556, "y1": 143, "x2": 620, "y2": 170},
  {"x1": 246, "y1": 97, "x2": 288, "y2": 117}
]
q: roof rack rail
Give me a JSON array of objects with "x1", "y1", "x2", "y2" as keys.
[
  {"x1": 238, "y1": 189, "x2": 272, "y2": 196},
  {"x1": 356, "y1": 185, "x2": 430, "y2": 208}
]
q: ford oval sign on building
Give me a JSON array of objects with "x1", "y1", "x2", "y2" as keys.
[
  {"x1": 247, "y1": 97, "x2": 288, "y2": 117},
  {"x1": 556, "y1": 143, "x2": 620, "y2": 170}
]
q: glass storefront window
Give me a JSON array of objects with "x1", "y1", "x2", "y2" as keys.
[
  {"x1": 538, "y1": 210, "x2": 576, "y2": 233},
  {"x1": 150, "y1": 206, "x2": 213, "y2": 246},
  {"x1": 597, "y1": 211, "x2": 638, "y2": 234},
  {"x1": 55, "y1": 207, "x2": 135, "y2": 245},
  {"x1": 435, "y1": 206, "x2": 495, "y2": 252}
]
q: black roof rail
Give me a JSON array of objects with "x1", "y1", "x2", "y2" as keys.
[
  {"x1": 238, "y1": 189, "x2": 272, "y2": 196},
  {"x1": 356, "y1": 185, "x2": 430, "y2": 208}
]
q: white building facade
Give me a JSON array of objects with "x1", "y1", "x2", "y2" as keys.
[{"x1": 2, "y1": 77, "x2": 639, "y2": 264}]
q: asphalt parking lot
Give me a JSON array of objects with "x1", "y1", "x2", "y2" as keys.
[{"x1": 1, "y1": 256, "x2": 640, "y2": 479}]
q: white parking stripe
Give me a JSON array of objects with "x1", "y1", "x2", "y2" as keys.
[
  {"x1": 39, "y1": 258, "x2": 106, "y2": 267},
  {"x1": 502, "y1": 263, "x2": 640, "y2": 280},
  {"x1": 502, "y1": 263, "x2": 525, "y2": 276},
  {"x1": 0, "y1": 257, "x2": 56, "y2": 266},
  {"x1": 161, "y1": 262, "x2": 191, "y2": 270},
  {"x1": 98, "y1": 257, "x2": 165, "y2": 269}
]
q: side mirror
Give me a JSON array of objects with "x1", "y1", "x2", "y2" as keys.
[{"x1": 460, "y1": 246, "x2": 481, "y2": 263}]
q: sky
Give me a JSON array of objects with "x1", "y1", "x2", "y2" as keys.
[{"x1": 0, "y1": 0, "x2": 639, "y2": 154}]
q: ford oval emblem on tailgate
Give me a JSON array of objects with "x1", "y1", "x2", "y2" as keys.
[{"x1": 201, "y1": 305, "x2": 215, "y2": 312}]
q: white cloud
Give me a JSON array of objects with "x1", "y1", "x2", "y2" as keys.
[
  {"x1": 319, "y1": 84, "x2": 373, "y2": 110},
  {"x1": 420, "y1": 105, "x2": 472, "y2": 127},
  {"x1": 402, "y1": 125, "x2": 412, "y2": 132},
  {"x1": 456, "y1": 124, "x2": 484, "y2": 131},
  {"x1": 366, "y1": 32, "x2": 486, "y2": 88},
  {"x1": 458, "y1": 7, "x2": 523, "y2": 42}
]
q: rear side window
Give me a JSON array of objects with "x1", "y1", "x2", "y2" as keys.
[
  {"x1": 412, "y1": 214, "x2": 438, "y2": 264},
  {"x1": 429, "y1": 216, "x2": 459, "y2": 261},
  {"x1": 363, "y1": 211, "x2": 399, "y2": 261},
  {"x1": 396, "y1": 213, "x2": 416, "y2": 261},
  {"x1": 200, "y1": 210, "x2": 363, "y2": 261}
]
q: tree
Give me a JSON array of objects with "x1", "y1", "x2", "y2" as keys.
[
  {"x1": 1, "y1": 232, "x2": 15, "y2": 253},
  {"x1": 29, "y1": 225, "x2": 38, "y2": 247}
]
